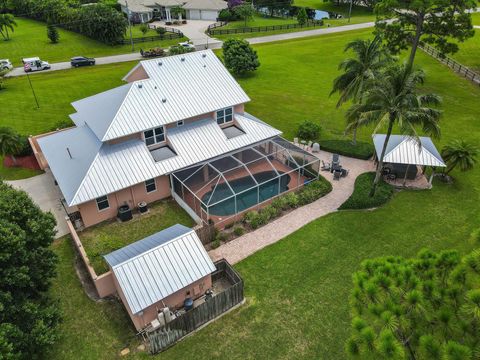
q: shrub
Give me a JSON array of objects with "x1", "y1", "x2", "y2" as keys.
[
  {"x1": 139, "y1": 23, "x2": 149, "y2": 35},
  {"x1": 271, "y1": 196, "x2": 290, "y2": 212},
  {"x1": 168, "y1": 44, "x2": 194, "y2": 55},
  {"x1": 319, "y1": 140, "x2": 374, "y2": 160},
  {"x1": 222, "y1": 38, "x2": 260, "y2": 75},
  {"x1": 50, "y1": 119, "x2": 73, "y2": 131},
  {"x1": 243, "y1": 210, "x2": 258, "y2": 225},
  {"x1": 14, "y1": 136, "x2": 33, "y2": 157},
  {"x1": 261, "y1": 205, "x2": 279, "y2": 221},
  {"x1": 211, "y1": 239, "x2": 220, "y2": 249},
  {"x1": 297, "y1": 7, "x2": 307, "y2": 25},
  {"x1": 155, "y1": 26, "x2": 166, "y2": 35},
  {"x1": 218, "y1": 8, "x2": 239, "y2": 21},
  {"x1": 297, "y1": 178, "x2": 332, "y2": 205},
  {"x1": 284, "y1": 192, "x2": 299, "y2": 208},
  {"x1": 233, "y1": 226, "x2": 244, "y2": 236},
  {"x1": 297, "y1": 120, "x2": 321, "y2": 142},
  {"x1": 47, "y1": 23, "x2": 59, "y2": 43},
  {"x1": 339, "y1": 172, "x2": 394, "y2": 210}
]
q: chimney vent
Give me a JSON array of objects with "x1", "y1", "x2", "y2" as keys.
[
  {"x1": 162, "y1": 97, "x2": 167, "y2": 103},
  {"x1": 138, "y1": 83, "x2": 143, "y2": 89}
]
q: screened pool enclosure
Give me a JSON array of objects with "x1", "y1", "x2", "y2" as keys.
[{"x1": 171, "y1": 138, "x2": 321, "y2": 226}]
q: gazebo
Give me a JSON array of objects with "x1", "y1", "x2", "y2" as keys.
[{"x1": 372, "y1": 134, "x2": 446, "y2": 187}]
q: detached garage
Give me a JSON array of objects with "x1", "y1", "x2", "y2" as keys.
[{"x1": 184, "y1": 0, "x2": 227, "y2": 20}]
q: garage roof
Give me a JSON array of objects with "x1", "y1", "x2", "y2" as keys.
[{"x1": 104, "y1": 224, "x2": 216, "y2": 315}]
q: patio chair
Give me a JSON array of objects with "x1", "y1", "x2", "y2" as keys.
[
  {"x1": 341, "y1": 168, "x2": 349, "y2": 177},
  {"x1": 294, "y1": 138, "x2": 299, "y2": 146},
  {"x1": 307, "y1": 141, "x2": 312, "y2": 150},
  {"x1": 333, "y1": 170, "x2": 342, "y2": 181},
  {"x1": 321, "y1": 160, "x2": 331, "y2": 171},
  {"x1": 332, "y1": 153, "x2": 340, "y2": 166}
]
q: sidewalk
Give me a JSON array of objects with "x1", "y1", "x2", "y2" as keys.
[{"x1": 208, "y1": 151, "x2": 375, "y2": 265}]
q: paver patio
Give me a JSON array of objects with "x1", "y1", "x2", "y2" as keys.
[{"x1": 208, "y1": 150, "x2": 375, "y2": 264}]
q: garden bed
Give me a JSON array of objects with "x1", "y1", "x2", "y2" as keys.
[
  {"x1": 210, "y1": 177, "x2": 332, "y2": 248},
  {"x1": 339, "y1": 172, "x2": 394, "y2": 210}
]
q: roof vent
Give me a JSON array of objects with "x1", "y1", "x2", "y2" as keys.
[
  {"x1": 203, "y1": 64, "x2": 206, "y2": 68},
  {"x1": 137, "y1": 83, "x2": 143, "y2": 89},
  {"x1": 154, "y1": 86, "x2": 157, "y2": 89},
  {"x1": 158, "y1": 61, "x2": 162, "y2": 66},
  {"x1": 181, "y1": 57, "x2": 185, "y2": 62},
  {"x1": 66, "y1": 147, "x2": 72, "y2": 159},
  {"x1": 162, "y1": 97, "x2": 167, "y2": 103},
  {"x1": 202, "y1": 53, "x2": 207, "y2": 58}
]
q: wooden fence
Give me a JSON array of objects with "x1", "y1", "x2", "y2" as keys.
[
  {"x1": 146, "y1": 259, "x2": 244, "y2": 354},
  {"x1": 419, "y1": 42, "x2": 480, "y2": 86},
  {"x1": 207, "y1": 20, "x2": 323, "y2": 35},
  {"x1": 119, "y1": 28, "x2": 183, "y2": 45}
]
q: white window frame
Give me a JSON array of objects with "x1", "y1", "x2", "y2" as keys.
[
  {"x1": 143, "y1": 126, "x2": 165, "y2": 146},
  {"x1": 216, "y1": 107, "x2": 234, "y2": 125},
  {"x1": 177, "y1": 120, "x2": 184, "y2": 127},
  {"x1": 96, "y1": 195, "x2": 110, "y2": 211},
  {"x1": 145, "y1": 178, "x2": 157, "y2": 193}
]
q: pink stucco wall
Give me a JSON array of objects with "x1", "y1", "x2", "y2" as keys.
[
  {"x1": 78, "y1": 175, "x2": 171, "y2": 227},
  {"x1": 113, "y1": 271, "x2": 212, "y2": 331}
]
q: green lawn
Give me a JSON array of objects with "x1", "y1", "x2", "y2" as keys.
[
  {"x1": 0, "y1": 155, "x2": 43, "y2": 180},
  {"x1": 2, "y1": 18, "x2": 184, "y2": 67},
  {"x1": 472, "y1": 12, "x2": 480, "y2": 25},
  {"x1": 2, "y1": 28, "x2": 479, "y2": 359},
  {"x1": 80, "y1": 199, "x2": 195, "y2": 274},
  {"x1": 452, "y1": 32, "x2": 480, "y2": 72}
]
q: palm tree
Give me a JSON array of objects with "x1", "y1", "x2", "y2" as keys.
[
  {"x1": 0, "y1": 14, "x2": 17, "y2": 41},
  {"x1": 441, "y1": 140, "x2": 479, "y2": 176},
  {"x1": 346, "y1": 64, "x2": 442, "y2": 196},
  {"x1": 331, "y1": 36, "x2": 391, "y2": 145},
  {"x1": 0, "y1": 127, "x2": 21, "y2": 165}
]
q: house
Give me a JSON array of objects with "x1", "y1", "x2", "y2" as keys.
[
  {"x1": 118, "y1": 0, "x2": 227, "y2": 23},
  {"x1": 36, "y1": 50, "x2": 322, "y2": 229},
  {"x1": 104, "y1": 224, "x2": 216, "y2": 331}
]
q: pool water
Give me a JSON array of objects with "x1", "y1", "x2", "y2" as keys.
[{"x1": 202, "y1": 171, "x2": 291, "y2": 216}]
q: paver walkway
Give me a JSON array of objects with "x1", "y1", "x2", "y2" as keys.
[
  {"x1": 209, "y1": 151, "x2": 375, "y2": 265},
  {"x1": 7, "y1": 170, "x2": 69, "y2": 238}
]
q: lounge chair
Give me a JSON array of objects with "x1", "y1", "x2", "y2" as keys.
[{"x1": 321, "y1": 160, "x2": 331, "y2": 171}]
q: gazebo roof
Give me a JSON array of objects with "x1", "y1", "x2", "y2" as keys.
[{"x1": 373, "y1": 134, "x2": 446, "y2": 167}]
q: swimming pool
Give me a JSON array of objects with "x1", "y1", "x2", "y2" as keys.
[{"x1": 202, "y1": 171, "x2": 291, "y2": 216}]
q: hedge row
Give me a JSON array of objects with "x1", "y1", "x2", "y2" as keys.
[
  {"x1": 243, "y1": 177, "x2": 332, "y2": 230},
  {"x1": 11, "y1": 0, "x2": 127, "y2": 44},
  {"x1": 339, "y1": 172, "x2": 394, "y2": 210},
  {"x1": 319, "y1": 139, "x2": 374, "y2": 160}
]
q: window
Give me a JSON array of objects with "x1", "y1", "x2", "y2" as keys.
[
  {"x1": 144, "y1": 126, "x2": 165, "y2": 146},
  {"x1": 216, "y1": 107, "x2": 233, "y2": 125},
  {"x1": 145, "y1": 178, "x2": 156, "y2": 193},
  {"x1": 177, "y1": 120, "x2": 184, "y2": 127},
  {"x1": 96, "y1": 195, "x2": 109, "y2": 211}
]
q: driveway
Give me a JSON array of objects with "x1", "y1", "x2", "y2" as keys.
[
  {"x1": 154, "y1": 19, "x2": 222, "y2": 48},
  {"x1": 7, "y1": 171, "x2": 69, "y2": 238}
]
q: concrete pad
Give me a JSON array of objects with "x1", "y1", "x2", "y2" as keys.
[{"x1": 7, "y1": 171, "x2": 69, "y2": 238}]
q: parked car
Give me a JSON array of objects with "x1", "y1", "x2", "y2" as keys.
[
  {"x1": 178, "y1": 41, "x2": 195, "y2": 50},
  {"x1": 23, "y1": 57, "x2": 50, "y2": 72},
  {"x1": 0, "y1": 59, "x2": 13, "y2": 71},
  {"x1": 71, "y1": 56, "x2": 95, "y2": 67}
]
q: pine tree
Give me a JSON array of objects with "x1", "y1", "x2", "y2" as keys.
[{"x1": 47, "y1": 23, "x2": 59, "y2": 43}]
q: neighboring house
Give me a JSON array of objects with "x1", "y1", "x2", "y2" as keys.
[
  {"x1": 37, "y1": 50, "x2": 294, "y2": 228},
  {"x1": 118, "y1": 0, "x2": 227, "y2": 22},
  {"x1": 104, "y1": 224, "x2": 216, "y2": 331}
]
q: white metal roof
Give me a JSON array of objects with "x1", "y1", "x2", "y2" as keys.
[
  {"x1": 373, "y1": 134, "x2": 446, "y2": 167},
  {"x1": 39, "y1": 112, "x2": 281, "y2": 206},
  {"x1": 182, "y1": 0, "x2": 227, "y2": 10},
  {"x1": 105, "y1": 224, "x2": 216, "y2": 315},
  {"x1": 70, "y1": 50, "x2": 250, "y2": 142}
]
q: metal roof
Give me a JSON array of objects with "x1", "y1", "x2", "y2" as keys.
[
  {"x1": 373, "y1": 134, "x2": 446, "y2": 167},
  {"x1": 39, "y1": 112, "x2": 281, "y2": 206},
  {"x1": 104, "y1": 224, "x2": 216, "y2": 315},
  {"x1": 182, "y1": 0, "x2": 227, "y2": 10},
  {"x1": 70, "y1": 50, "x2": 250, "y2": 142}
]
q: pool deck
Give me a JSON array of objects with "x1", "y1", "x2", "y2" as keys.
[
  {"x1": 209, "y1": 150, "x2": 375, "y2": 264},
  {"x1": 179, "y1": 159, "x2": 309, "y2": 226}
]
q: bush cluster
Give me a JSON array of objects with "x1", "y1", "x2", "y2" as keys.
[
  {"x1": 243, "y1": 178, "x2": 332, "y2": 229},
  {"x1": 319, "y1": 139, "x2": 374, "y2": 160},
  {"x1": 218, "y1": 8, "x2": 240, "y2": 21},
  {"x1": 168, "y1": 44, "x2": 194, "y2": 55},
  {"x1": 11, "y1": 0, "x2": 127, "y2": 44},
  {"x1": 297, "y1": 120, "x2": 321, "y2": 141}
]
